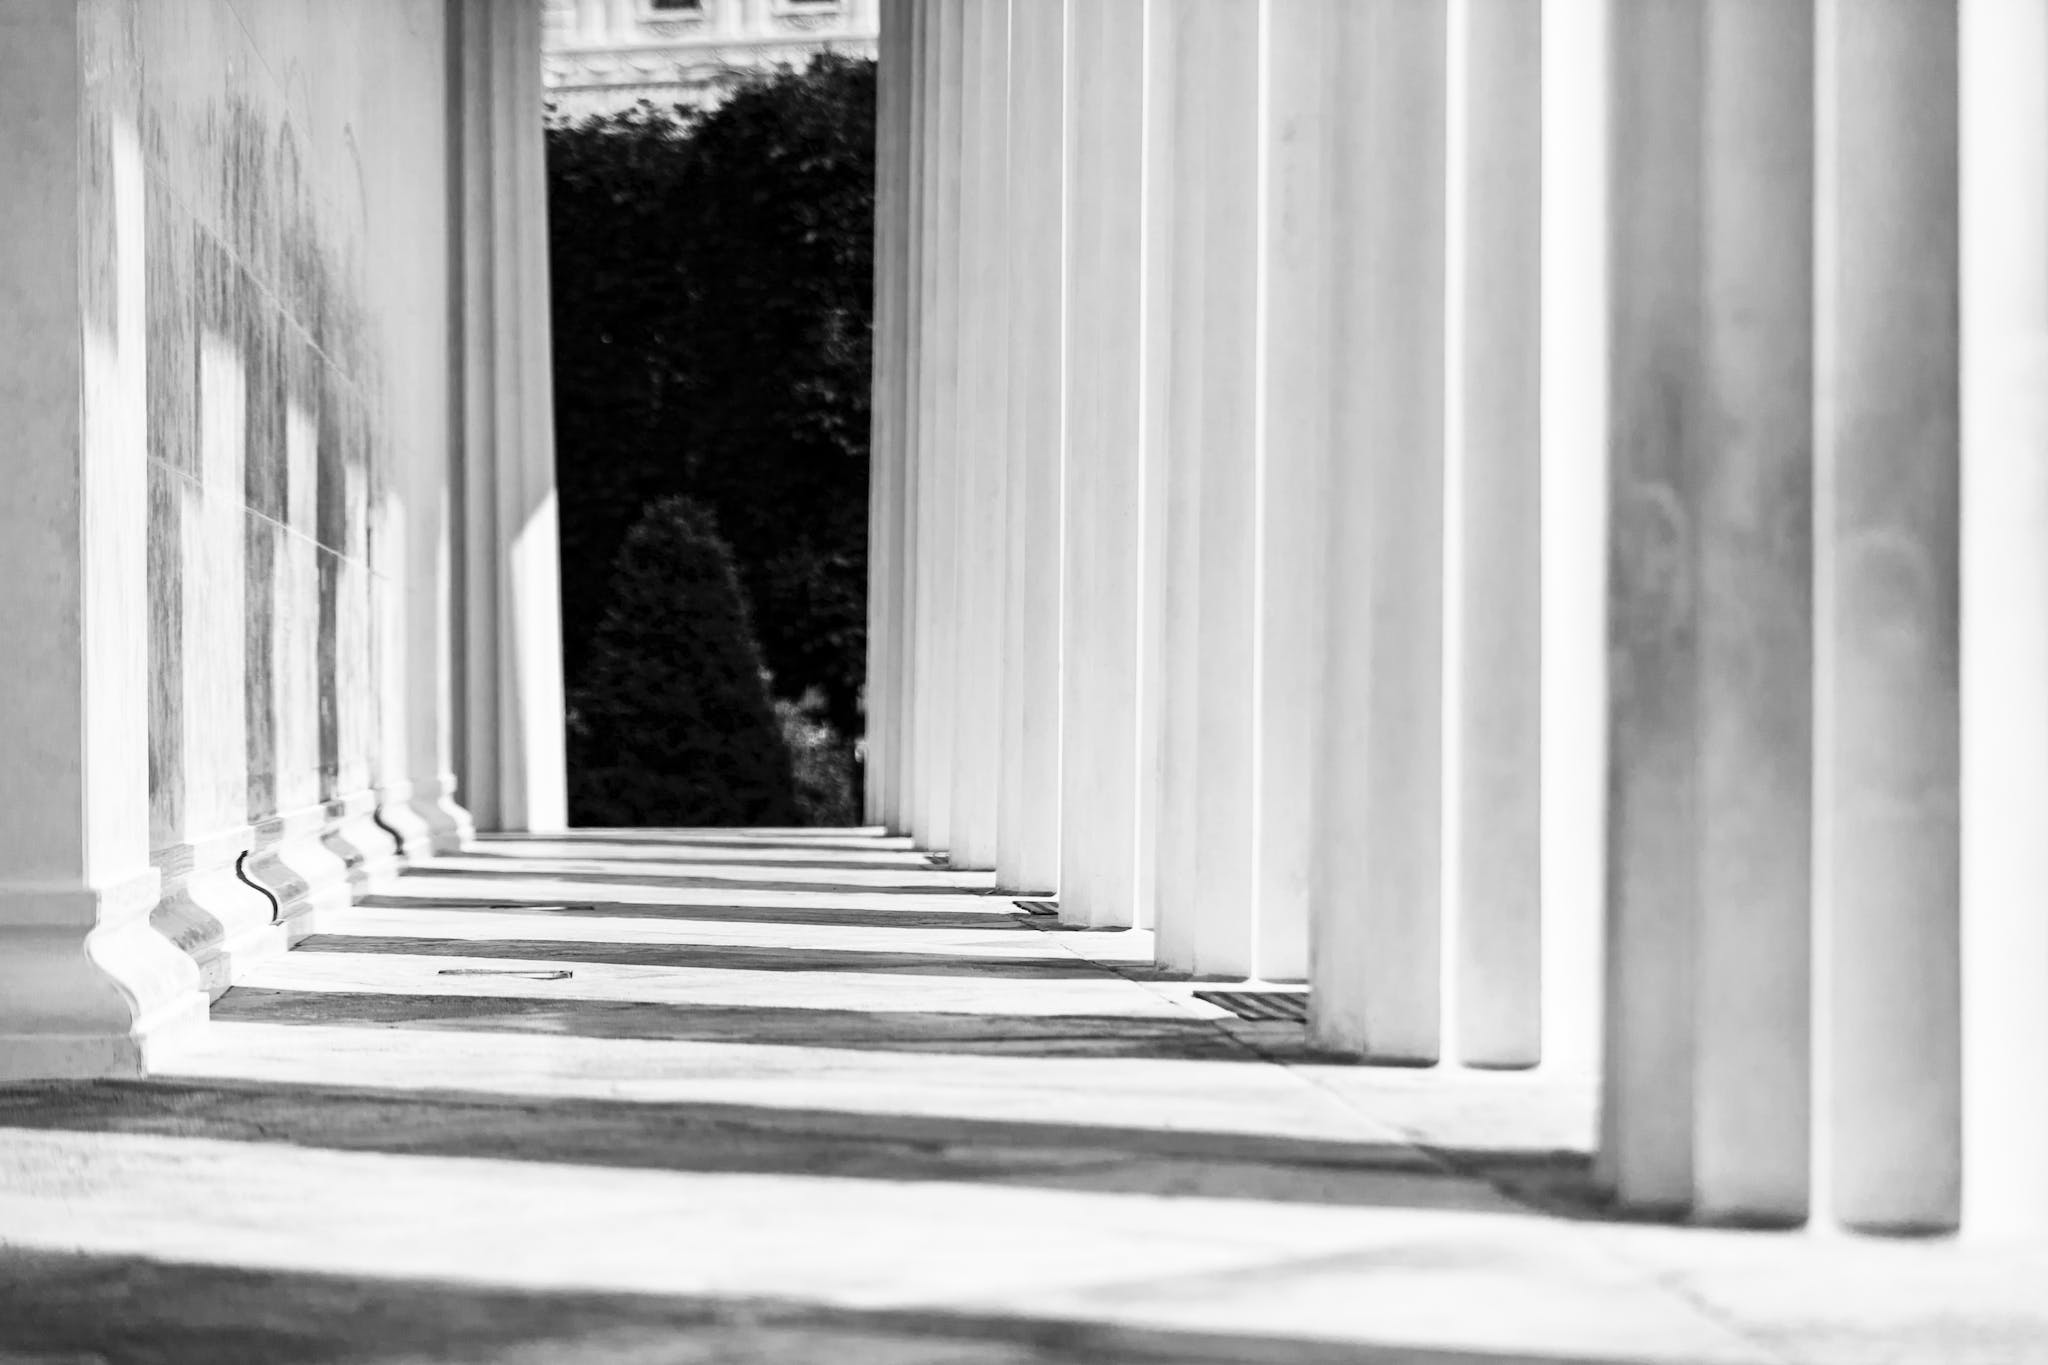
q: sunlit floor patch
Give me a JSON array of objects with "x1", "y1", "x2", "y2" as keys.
[{"x1": 2, "y1": 829, "x2": 2040, "y2": 1365}]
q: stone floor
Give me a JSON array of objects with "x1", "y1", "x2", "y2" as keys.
[{"x1": 2, "y1": 830, "x2": 2044, "y2": 1364}]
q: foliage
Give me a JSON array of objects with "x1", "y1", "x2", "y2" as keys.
[
  {"x1": 547, "y1": 56, "x2": 876, "y2": 740},
  {"x1": 566, "y1": 498, "x2": 799, "y2": 828},
  {"x1": 775, "y1": 693, "x2": 860, "y2": 827}
]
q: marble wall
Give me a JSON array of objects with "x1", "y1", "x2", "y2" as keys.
[{"x1": 123, "y1": 0, "x2": 455, "y2": 989}]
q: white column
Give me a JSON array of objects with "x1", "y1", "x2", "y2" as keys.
[
  {"x1": 994, "y1": 0, "x2": 1063, "y2": 894},
  {"x1": 0, "y1": 3, "x2": 208, "y2": 1078},
  {"x1": 866, "y1": 0, "x2": 911, "y2": 829},
  {"x1": 1538, "y1": 0, "x2": 1609, "y2": 1087},
  {"x1": 909, "y1": 0, "x2": 964, "y2": 852},
  {"x1": 946, "y1": 0, "x2": 1011, "y2": 871},
  {"x1": 1601, "y1": 0, "x2": 1698, "y2": 1211},
  {"x1": 1255, "y1": 0, "x2": 1331, "y2": 985},
  {"x1": 455, "y1": 0, "x2": 569, "y2": 834},
  {"x1": 1692, "y1": 0, "x2": 1816, "y2": 1226},
  {"x1": 1145, "y1": 0, "x2": 1260, "y2": 978},
  {"x1": 1817, "y1": 0, "x2": 1961, "y2": 1235},
  {"x1": 385, "y1": 4, "x2": 476, "y2": 857},
  {"x1": 891, "y1": 0, "x2": 931, "y2": 836},
  {"x1": 1308, "y1": 0, "x2": 1449, "y2": 1059},
  {"x1": 1450, "y1": 0, "x2": 1542, "y2": 1067},
  {"x1": 396, "y1": 292, "x2": 473, "y2": 853},
  {"x1": 1603, "y1": 0, "x2": 1817, "y2": 1224},
  {"x1": 1960, "y1": 0, "x2": 2048, "y2": 1243},
  {"x1": 884, "y1": 0, "x2": 929, "y2": 835},
  {"x1": 1132, "y1": 0, "x2": 1171, "y2": 930},
  {"x1": 1057, "y1": 0, "x2": 1146, "y2": 927}
]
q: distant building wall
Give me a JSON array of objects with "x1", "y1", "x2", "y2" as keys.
[{"x1": 543, "y1": 0, "x2": 879, "y2": 117}]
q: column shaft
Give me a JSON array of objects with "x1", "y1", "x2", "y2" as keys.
[
  {"x1": 946, "y1": 0, "x2": 1012, "y2": 871},
  {"x1": 1603, "y1": 0, "x2": 1818, "y2": 1223},
  {"x1": 1132, "y1": 0, "x2": 1172, "y2": 929},
  {"x1": 1959, "y1": 0, "x2": 2048, "y2": 1242},
  {"x1": 0, "y1": 2, "x2": 207, "y2": 1078},
  {"x1": 910, "y1": 0, "x2": 963, "y2": 851},
  {"x1": 1451, "y1": 0, "x2": 1543, "y2": 1066},
  {"x1": 1817, "y1": 0, "x2": 1962, "y2": 1233},
  {"x1": 1145, "y1": 0, "x2": 1260, "y2": 977},
  {"x1": 455, "y1": 0, "x2": 568, "y2": 834},
  {"x1": 866, "y1": 0, "x2": 911, "y2": 829},
  {"x1": 1256, "y1": 0, "x2": 1334, "y2": 984},
  {"x1": 994, "y1": 0, "x2": 1063, "y2": 893},
  {"x1": 1058, "y1": 0, "x2": 1146, "y2": 927},
  {"x1": 1310, "y1": 0, "x2": 1449, "y2": 1059},
  {"x1": 1539, "y1": 0, "x2": 1610, "y2": 1085},
  {"x1": 1692, "y1": 0, "x2": 1816, "y2": 1223},
  {"x1": 888, "y1": 0, "x2": 930, "y2": 836}
]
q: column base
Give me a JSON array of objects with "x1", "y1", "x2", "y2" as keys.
[
  {"x1": 240, "y1": 803, "x2": 354, "y2": 945},
  {"x1": 324, "y1": 790, "x2": 405, "y2": 893},
  {"x1": 0, "y1": 870, "x2": 208, "y2": 1082},
  {"x1": 404, "y1": 775, "x2": 476, "y2": 856},
  {"x1": 374, "y1": 780, "x2": 434, "y2": 859},
  {"x1": 150, "y1": 824, "x2": 291, "y2": 1000}
]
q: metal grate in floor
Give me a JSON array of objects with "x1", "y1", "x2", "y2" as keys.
[
  {"x1": 1012, "y1": 899, "x2": 1059, "y2": 917},
  {"x1": 1194, "y1": 989, "x2": 1310, "y2": 1023}
]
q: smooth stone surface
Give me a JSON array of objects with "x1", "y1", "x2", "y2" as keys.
[
  {"x1": 1056, "y1": 0, "x2": 1146, "y2": 931},
  {"x1": 3, "y1": 830, "x2": 2039, "y2": 1362},
  {"x1": 1306, "y1": 0, "x2": 1450, "y2": 1062}
]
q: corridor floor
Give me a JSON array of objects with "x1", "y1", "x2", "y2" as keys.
[{"x1": 2, "y1": 831, "x2": 2043, "y2": 1364}]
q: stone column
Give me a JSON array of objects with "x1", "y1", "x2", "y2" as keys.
[
  {"x1": 1450, "y1": 0, "x2": 1542, "y2": 1066},
  {"x1": 0, "y1": 1, "x2": 208, "y2": 1079},
  {"x1": 1256, "y1": 0, "x2": 1333, "y2": 985},
  {"x1": 1538, "y1": 0, "x2": 1609, "y2": 1084},
  {"x1": 886, "y1": 0, "x2": 930, "y2": 837},
  {"x1": 865, "y1": 0, "x2": 912, "y2": 829},
  {"x1": 1144, "y1": 0, "x2": 1260, "y2": 978},
  {"x1": 908, "y1": 0, "x2": 964, "y2": 852},
  {"x1": 1306, "y1": 0, "x2": 1449, "y2": 1059},
  {"x1": 380, "y1": 4, "x2": 475, "y2": 858},
  {"x1": 1960, "y1": 0, "x2": 2048, "y2": 1243},
  {"x1": 994, "y1": 0, "x2": 1063, "y2": 894},
  {"x1": 945, "y1": 0, "x2": 1011, "y2": 871},
  {"x1": 1816, "y1": 0, "x2": 1961, "y2": 1235},
  {"x1": 1058, "y1": 0, "x2": 1147, "y2": 928},
  {"x1": 1603, "y1": 0, "x2": 1816, "y2": 1223},
  {"x1": 453, "y1": 0, "x2": 569, "y2": 835}
]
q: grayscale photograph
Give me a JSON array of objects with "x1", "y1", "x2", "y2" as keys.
[{"x1": 1, "y1": 0, "x2": 2044, "y2": 1361}]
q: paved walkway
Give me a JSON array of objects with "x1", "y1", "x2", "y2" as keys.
[{"x1": 2, "y1": 831, "x2": 2043, "y2": 1364}]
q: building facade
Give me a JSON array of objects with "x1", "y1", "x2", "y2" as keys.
[
  {"x1": 542, "y1": 0, "x2": 879, "y2": 116},
  {"x1": 864, "y1": 0, "x2": 2048, "y2": 1238},
  {"x1": 0, "y1": 0, "x2": 567, "y2": 1079}
]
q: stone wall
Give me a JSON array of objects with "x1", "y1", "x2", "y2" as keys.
[{"x1": 122, "y1": 0, "x2": 454, "y2": 992}]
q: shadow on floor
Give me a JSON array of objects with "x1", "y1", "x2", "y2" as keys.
[
  {"x1": 357, "y1": 893, "x2": 1037, "y2": 932},
  {"x1": 448, "y1": 845, "x2": 941, "y2": 874},
  {"x1": 209, "y1": 988, "x2": 1265, "y2": 1061},
  {"x1": 0, "y1": 1249, "x2": 1683, "y2": 1365},
  {"x1": 289, "y1": 935, "x2": 1112, "y2": 979},
  {"x1": 0, "y1": 1076, "x2": 1541, "y2": 1213},
  {"x1": 416, "y1": 864, "x2": 995, "y2": 898},
  {"x1": 480, "y1": 829, "x2": 898, "y2": 848}
]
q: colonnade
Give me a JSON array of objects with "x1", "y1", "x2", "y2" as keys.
[{"x1": 864, "y1": 0, "x2": 2048, "y2": 1238}]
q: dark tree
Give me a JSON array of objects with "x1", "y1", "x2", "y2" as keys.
[
  {"x1": 547, "y1": 102, "x2": 703, "y2": 694},
  {"x1": 567, "y1": 498, "x2": 799, "y2": 828},
  {"x1": 547, "y1": 56, "x2": 875, "y2": 736}
]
